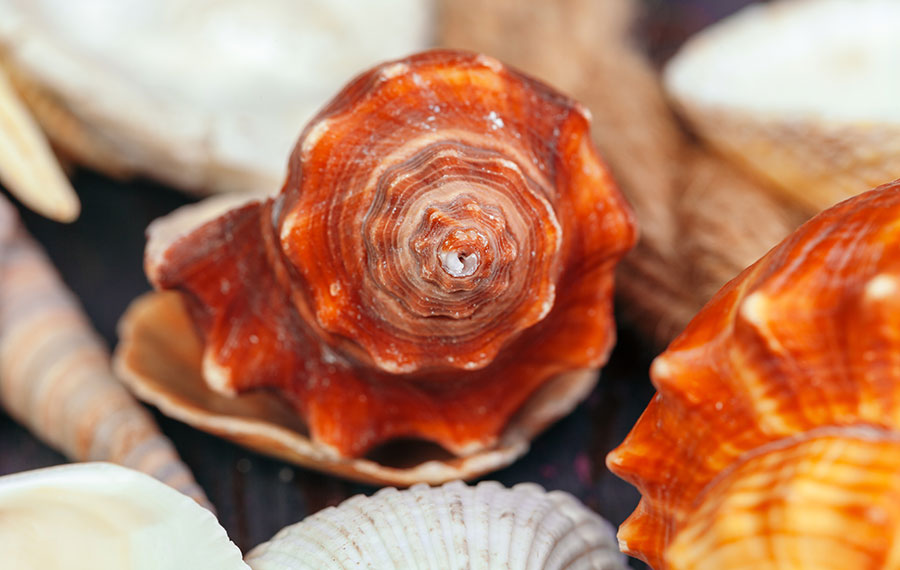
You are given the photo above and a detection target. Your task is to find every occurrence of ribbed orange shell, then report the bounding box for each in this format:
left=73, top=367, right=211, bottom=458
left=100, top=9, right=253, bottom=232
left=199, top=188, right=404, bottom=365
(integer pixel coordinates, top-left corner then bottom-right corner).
left=608, top=180, right=900, bottom=569
left=147, top=50, right=635, bottom=460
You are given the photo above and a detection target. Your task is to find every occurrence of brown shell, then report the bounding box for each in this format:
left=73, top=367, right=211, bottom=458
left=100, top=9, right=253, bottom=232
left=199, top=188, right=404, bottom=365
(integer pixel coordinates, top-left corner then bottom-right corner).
left=120, top=50, right=635, bottom=478
left=608, top=180, right=900, bottom=568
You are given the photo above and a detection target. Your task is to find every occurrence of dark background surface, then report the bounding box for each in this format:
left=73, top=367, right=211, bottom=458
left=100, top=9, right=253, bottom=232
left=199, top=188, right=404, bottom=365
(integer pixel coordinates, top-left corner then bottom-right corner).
left=0, top=2, right=757, bottom=566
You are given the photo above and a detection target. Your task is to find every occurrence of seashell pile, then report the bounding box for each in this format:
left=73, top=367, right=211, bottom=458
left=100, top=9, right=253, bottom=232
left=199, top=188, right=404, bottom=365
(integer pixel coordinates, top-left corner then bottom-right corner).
left=665, top=0, right=900, bottom=213
left=0, top=195, right=208, bottom=506
left=0, top=0, right=432, bottom=197
left=608, top=180, right=900, bottom=568
left=0, top=463, right=245, bottom=569
left=0, top=462, right=624, bottom=570
left=246, top=480, right=627, bottom=570
left=114, top=49, right=636, bottom=484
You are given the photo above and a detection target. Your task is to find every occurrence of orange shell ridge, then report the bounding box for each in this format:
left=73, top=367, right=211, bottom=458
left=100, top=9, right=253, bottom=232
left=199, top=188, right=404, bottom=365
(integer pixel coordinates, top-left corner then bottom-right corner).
left=144, top=50, right=636, bottom=461
left=608, top=179, right=900, bottom=569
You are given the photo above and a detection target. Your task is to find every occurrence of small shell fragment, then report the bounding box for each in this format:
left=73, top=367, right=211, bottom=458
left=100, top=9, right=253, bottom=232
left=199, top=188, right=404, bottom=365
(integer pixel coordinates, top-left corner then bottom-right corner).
left=0, top=462, right=248, bottom=570
left=246, top=480, right=627, bottom=570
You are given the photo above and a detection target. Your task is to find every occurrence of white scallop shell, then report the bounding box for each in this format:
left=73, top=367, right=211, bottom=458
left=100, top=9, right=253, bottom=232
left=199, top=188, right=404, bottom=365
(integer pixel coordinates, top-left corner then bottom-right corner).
left=0, top=0, right=432, bottom=196
left=664, top=0, right=900, bottom=212
left=0, top=462, right=248, bottom=570
left=245, top=480, right=626, bottom=570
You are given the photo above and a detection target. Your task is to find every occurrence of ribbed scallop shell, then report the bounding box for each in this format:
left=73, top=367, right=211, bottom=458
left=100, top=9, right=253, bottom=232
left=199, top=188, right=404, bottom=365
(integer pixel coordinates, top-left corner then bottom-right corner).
left=116, top=49, right=635, bottom=482
left=608, top=180, right=900, bottom=568
left=245, top=480, right=626, bottom=570
left=665, top=0, right=900, bottom=212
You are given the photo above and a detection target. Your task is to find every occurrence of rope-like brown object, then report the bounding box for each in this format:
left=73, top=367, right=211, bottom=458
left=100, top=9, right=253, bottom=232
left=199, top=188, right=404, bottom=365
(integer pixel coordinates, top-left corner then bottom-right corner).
left=0, top=196, right=211, bottom=508
left=438, top=0, right=809, bottom=344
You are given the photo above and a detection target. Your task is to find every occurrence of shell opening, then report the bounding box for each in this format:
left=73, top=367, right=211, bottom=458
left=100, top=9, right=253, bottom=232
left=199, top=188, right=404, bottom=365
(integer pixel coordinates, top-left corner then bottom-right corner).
left=440, top=248, right=479, bottom=277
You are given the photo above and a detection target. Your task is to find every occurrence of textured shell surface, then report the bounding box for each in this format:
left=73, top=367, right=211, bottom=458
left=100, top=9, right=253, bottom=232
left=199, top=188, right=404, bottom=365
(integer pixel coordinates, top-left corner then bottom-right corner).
left=0, top=195, right=208, bottom=506
left=664, top=0, right=900, bottom=212
left=607, top=180, right=900, bottom=569
left=0, top=462, right=248, bottom=570
left=118, top=49, right=636, bottom=483
left=245, top=480, right=627, bottom=570
left=0, top=0, right=431, bottom=194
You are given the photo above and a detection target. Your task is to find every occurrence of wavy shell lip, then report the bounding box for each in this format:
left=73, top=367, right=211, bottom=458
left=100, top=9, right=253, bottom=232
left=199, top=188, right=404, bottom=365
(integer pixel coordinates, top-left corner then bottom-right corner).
left=664, top=0, right=900, bottom=212
left=0, top=462, right=248, bottom=570
left=114, top=289, right=599, bottom=485
left=0, top=0, right=432, bottom=195
left=116, top=49, right=635, bottom=483
left=608, top=179, right=900, bottom=569
left=245, top=480, right=627, bottom=570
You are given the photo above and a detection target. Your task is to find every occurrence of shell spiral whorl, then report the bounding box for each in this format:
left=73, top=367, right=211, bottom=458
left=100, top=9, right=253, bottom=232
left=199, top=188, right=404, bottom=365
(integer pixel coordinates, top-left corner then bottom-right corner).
left=274, top=51, right=599, bottom=375
left=147, top=50, right=635, bottom=462
left=608, top=180, right=900, bottom=569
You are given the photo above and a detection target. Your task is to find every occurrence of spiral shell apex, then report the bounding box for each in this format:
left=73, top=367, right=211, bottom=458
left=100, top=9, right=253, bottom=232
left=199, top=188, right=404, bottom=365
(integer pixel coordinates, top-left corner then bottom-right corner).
left=608, top=180, right=900, bottom=569
left=245, top=480, right=627, bottom=570
left=138, top=50, right=635, bottom=470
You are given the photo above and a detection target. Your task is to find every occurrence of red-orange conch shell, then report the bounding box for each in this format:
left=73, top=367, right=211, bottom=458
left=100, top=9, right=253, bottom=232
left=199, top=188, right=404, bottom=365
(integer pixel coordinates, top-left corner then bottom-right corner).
left=608, top=180, right=900, bottom=569
left=115, top=50, right=635, bottom=484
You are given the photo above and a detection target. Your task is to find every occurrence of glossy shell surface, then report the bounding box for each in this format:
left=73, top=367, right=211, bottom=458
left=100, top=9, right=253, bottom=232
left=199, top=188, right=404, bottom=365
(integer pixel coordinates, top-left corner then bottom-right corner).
left=117, top=50, right=635, bottom=483
left=246, top=480, right=627, bottom=570
left=608, top=180, right=900, bottom=568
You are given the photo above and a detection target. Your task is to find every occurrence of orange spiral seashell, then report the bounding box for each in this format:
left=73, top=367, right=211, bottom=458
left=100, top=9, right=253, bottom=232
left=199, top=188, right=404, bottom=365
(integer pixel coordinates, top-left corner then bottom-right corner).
left=608, top=179, right=900, bottom=569
left=121, top=50, right=635, bottom=482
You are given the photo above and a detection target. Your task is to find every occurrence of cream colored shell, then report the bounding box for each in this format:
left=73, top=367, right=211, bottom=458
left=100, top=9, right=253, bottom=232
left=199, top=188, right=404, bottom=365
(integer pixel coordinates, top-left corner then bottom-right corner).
left=665, top=0, right=900, bottom=212
left=0, top=65, right=77, bottom=221
left=0, top=462, right=248, bottom=570
left=0, top=0, right=432, bottom=196
left=246, top=480, right=626, bottom=570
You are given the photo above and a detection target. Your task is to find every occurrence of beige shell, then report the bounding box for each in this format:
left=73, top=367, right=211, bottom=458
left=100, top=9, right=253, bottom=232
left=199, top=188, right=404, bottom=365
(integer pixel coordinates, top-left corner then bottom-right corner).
left=0, top=196, right=208, bottom=507
left=0, top=64, right=77, bottom=221
left=665, top=0, right=900, bottom=213
left=0, top=462, right=247, bottom=570
left=0, top=0, right=431, bottom=197
left=246, top=480, right=626, bottom=570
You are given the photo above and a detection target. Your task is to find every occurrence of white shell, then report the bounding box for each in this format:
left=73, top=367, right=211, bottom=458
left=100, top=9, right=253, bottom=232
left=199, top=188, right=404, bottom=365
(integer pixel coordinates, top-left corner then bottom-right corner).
left=664, top=0, right=900, bottom=211
left=0, top=0, right=432, bottom=195
left=246, top=480, right=626, bottom=570
left=0, top=462, right=248, bottom=570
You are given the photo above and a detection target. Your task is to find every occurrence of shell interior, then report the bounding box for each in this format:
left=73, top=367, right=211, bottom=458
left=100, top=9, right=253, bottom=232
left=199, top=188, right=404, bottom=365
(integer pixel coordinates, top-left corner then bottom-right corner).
left=0, top=462, right=247, bottom=570
left=113, top=289, right=599, bottom=486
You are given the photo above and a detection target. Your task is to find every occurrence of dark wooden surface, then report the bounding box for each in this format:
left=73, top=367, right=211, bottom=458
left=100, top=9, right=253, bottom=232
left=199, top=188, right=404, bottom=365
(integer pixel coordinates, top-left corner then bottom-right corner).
left=0, top=2, right=760, bottom=566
